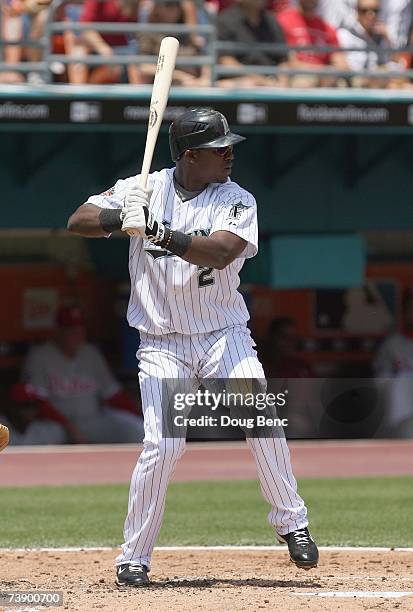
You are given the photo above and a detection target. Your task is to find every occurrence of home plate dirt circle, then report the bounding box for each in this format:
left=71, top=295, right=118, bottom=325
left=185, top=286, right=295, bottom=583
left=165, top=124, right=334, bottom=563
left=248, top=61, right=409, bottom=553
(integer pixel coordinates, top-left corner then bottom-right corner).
left=2, top=548, right=413, bottom=612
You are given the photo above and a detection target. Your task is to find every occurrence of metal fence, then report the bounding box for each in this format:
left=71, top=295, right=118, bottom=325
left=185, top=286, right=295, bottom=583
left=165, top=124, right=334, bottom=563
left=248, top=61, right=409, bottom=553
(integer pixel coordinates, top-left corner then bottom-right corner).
left=1, top=0, right=413, bottom=86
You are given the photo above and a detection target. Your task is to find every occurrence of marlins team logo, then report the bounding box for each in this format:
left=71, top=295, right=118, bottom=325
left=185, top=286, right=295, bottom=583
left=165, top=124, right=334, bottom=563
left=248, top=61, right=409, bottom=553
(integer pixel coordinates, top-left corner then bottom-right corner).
left=221, top=115, right=229, bottom=135
left=228, top=202, right=248, bottom=222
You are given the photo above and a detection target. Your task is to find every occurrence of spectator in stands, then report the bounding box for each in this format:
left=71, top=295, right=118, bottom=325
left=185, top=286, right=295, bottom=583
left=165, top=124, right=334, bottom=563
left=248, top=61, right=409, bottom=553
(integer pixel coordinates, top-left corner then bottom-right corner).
left=373, top=291, right=413, bottom=437
left=209, top=0, right=359, bottom=20
left=216, top=0, right=290, bottom=88
left=22, top=305, right=145, bottom=444
left=337, top=0, right=411, bottom=88
left=380, top=0, right=413, bottom=49
left=1, top=383, right=69, bottom=445
left=61, top=3, right=90, bottom=84
left=179, top=0, right=208, bottom=52
left=338, top=0, right=388, bottom=87
left=316, top=0, right=357, bottom=29
left=23, top=0, right=51, bottom=84
left=138, top=0, right=210, bottom=87
left=0, top=0, right=51, bottom=84
left=79, top=0, right=141, bottom=84
left=140, top=1, right=208, bottom=55
left=379, top=0, right=413, bottom=86
left=277, top=0, right=350, bottom=87
left=318, top=0, right=413, bottom=58
left=273, top=0, right=292, bottom=10
left=207, top=0, right=291, bottom=11
left=0, top=0, right=25, bottom=83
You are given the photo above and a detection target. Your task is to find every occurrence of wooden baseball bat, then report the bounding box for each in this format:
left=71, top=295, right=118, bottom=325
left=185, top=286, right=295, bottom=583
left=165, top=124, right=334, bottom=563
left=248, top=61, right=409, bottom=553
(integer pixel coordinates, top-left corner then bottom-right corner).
left=126, top=36, right=180, bottom=237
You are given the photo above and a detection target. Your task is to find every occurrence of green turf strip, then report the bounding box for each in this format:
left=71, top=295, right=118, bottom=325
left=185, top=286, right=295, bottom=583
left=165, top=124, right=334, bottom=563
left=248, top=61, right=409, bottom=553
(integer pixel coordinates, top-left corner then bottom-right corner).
left=0, top=477, right=412, bottom=548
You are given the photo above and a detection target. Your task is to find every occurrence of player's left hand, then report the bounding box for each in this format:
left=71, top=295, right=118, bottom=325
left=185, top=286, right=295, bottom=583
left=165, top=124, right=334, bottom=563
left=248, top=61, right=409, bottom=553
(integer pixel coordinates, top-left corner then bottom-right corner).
left=121, top=203, right=147, bottom=235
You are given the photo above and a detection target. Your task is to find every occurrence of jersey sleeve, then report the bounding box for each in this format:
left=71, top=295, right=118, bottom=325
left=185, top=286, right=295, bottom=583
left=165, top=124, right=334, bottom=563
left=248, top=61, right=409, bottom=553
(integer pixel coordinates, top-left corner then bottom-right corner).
left=210, top=190, right=258, bottom=259
left=85, top=176, right=136, bottom=210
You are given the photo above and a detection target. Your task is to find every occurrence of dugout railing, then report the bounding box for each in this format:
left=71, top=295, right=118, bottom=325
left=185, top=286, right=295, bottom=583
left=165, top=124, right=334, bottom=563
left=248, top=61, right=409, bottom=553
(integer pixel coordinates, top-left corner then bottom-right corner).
left=1, top=0, right=413, bottom=86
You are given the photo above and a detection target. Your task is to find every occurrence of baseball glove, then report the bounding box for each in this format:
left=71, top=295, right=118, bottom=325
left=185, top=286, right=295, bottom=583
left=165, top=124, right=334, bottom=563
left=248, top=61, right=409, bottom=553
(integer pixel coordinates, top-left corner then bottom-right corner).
left=0, top=423, right=10, bottom=452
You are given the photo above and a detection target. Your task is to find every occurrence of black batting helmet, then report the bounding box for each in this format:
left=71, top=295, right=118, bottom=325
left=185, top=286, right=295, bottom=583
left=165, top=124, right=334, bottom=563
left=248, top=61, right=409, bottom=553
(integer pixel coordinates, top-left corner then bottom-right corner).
left=169, top=108, right=246, bottom=162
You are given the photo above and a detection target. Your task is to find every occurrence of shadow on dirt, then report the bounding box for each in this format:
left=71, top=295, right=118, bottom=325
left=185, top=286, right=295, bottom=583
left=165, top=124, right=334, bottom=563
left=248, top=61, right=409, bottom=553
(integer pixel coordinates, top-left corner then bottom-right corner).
left=117, top=577, right=322, bottom=590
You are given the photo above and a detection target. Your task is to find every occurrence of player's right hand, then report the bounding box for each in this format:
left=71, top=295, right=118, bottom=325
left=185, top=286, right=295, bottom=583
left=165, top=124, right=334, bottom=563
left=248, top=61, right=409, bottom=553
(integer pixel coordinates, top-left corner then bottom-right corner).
left=121, top=184, right=152, bottom=235
left=125, top=184, right=152, bottom=209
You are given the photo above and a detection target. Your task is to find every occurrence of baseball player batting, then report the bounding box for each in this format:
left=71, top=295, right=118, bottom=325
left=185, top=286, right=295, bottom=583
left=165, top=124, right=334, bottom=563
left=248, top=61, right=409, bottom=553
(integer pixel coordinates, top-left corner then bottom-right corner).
left=67, top=108, right=319, bottom=586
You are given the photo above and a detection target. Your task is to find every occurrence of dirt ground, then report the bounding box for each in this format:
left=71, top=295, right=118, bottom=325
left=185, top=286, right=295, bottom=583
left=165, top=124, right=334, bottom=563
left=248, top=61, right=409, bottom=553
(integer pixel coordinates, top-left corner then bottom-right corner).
left=1, top=549, right=413, bottom=612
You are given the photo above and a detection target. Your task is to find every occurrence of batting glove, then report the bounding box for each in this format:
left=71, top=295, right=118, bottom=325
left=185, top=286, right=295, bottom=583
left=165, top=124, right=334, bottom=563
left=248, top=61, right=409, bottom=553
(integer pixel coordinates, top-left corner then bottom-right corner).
left=122, top=185, right=168, bottom=245
left=121, top=184, right=152, bottom=235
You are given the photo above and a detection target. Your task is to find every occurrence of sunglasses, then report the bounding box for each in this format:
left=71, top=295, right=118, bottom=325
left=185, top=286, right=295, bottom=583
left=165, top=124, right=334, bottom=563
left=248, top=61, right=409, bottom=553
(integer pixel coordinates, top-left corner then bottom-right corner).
left=212, top=145, right=233, bottom=157
left=358, top=7, right=379, bottom=13
left=185, top=145, right=233, bottom=159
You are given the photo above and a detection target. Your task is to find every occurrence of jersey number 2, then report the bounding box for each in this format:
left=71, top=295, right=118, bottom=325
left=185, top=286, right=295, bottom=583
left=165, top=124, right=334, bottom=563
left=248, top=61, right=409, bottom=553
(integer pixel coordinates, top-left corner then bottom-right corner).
left=198, top=267, right=215, bottom=288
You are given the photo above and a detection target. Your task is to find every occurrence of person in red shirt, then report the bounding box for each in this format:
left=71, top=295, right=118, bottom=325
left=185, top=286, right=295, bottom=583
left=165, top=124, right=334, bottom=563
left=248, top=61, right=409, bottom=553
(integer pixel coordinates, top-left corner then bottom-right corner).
left=207, top=0, right=290, bottom=11
left=79, top=0, right=141, bottom=84
left=277, top=0, right=350, bottom=86
left=22, top=305, right=145, bottom=444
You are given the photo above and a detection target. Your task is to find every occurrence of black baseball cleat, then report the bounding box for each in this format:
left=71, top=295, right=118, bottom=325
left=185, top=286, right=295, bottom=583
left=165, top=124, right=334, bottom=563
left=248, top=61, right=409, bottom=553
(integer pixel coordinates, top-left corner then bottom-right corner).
left=277, top=527, right=319, bottom=569
left=116, top=563, right=150, bottom=587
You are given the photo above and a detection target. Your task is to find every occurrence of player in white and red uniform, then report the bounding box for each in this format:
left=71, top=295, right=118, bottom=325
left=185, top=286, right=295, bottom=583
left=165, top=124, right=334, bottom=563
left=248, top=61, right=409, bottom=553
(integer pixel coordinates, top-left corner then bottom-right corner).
left=374, top=293, right=413, bottom=436
left=67, top=108, right=319, bottom=586
left=22, top=305, right=144, bottom=444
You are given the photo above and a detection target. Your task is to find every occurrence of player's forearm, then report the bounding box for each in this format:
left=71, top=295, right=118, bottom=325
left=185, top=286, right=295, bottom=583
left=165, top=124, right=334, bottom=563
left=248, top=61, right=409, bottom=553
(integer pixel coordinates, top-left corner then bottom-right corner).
left=182, top=236, right=231, bottom=270
left=67, top=204, right=114, bottom=237
left=182, top=232, right=245, bottom=270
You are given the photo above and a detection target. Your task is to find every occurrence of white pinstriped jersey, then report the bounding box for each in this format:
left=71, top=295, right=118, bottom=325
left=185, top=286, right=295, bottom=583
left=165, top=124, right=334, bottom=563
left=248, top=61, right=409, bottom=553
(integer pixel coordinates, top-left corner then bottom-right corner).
left=87, top=167, right=258, bottom=335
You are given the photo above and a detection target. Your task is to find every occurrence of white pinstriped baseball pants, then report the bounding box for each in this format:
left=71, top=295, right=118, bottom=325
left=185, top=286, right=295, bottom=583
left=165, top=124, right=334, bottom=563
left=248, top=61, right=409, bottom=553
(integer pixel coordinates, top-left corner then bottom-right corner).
left=116, top=325, right=308, bottom=569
